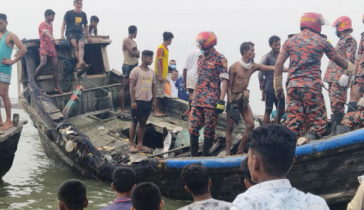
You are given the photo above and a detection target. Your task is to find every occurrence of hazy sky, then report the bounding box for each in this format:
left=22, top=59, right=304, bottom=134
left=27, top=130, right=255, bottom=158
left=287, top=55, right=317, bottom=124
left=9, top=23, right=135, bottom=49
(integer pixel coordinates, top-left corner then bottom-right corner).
left=3, top=0, right=364, bottom=115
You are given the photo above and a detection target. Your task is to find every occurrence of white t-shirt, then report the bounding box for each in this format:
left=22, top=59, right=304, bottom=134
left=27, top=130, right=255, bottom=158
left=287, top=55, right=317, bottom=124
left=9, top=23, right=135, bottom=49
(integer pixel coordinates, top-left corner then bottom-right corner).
left=170, top=79, right=178, bottom=98
left=184, top=48, right=201, bottom=89
left=178, top=198, right=233, bottom=210
left=232, top=179, right=329, bottom=210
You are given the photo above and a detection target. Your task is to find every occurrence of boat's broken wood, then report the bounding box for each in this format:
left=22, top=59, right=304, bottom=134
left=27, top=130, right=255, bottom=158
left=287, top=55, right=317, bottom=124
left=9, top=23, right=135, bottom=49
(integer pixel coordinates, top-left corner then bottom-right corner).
left=17, top=37, right=364, bottom=206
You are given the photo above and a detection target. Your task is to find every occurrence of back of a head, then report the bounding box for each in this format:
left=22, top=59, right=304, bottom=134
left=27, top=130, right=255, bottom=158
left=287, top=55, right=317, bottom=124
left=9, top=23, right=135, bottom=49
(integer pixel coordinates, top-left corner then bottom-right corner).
left=58, top=179, right=87, bottom=210
left=129, top=25, right=137, bottom=34
left=241, top=158, right=255, bottom=186
left=163, top=32, right=174, bottom=41
left=44, top=9, right=55, bottom=18
left=131, top=182, right=161, bottom=210
left=268, top=35, right=280, bottom=46
left=248, top=124, right=297, bottom=177
left=0, top=13, right=7, bottom=22
left=240, top=42, right=254, bottom=56
left=181, top=163, right=209, bottom=196
left=113, top=167, right=136, bottom=193
left=90, top=16, right=99, bottom=22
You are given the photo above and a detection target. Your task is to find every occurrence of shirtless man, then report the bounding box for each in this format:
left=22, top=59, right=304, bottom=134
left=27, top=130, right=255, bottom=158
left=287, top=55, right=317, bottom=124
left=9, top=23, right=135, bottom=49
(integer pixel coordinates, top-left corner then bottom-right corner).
left=0, top=14, right=27, bottom=130
left=226, top=42, right=287, bottom=155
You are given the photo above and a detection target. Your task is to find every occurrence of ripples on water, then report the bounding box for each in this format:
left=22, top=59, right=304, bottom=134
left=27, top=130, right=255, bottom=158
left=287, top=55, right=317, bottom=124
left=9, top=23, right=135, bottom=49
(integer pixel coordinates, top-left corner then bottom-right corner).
left=0, top=110, right=188, bottom=210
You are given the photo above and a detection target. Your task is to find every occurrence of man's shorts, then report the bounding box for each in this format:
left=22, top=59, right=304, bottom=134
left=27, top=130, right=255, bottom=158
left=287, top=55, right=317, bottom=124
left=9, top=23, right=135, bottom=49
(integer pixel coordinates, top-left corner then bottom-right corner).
left=66, top=31, right=85, bottom=43
left=39, top=47, right=57, bottom=58
left=0, top=72, right=11, bottom=84
left=156, top=79, right=166, bottom=98
left=131, top=100, right=152, bottom=123
left=265, top=91, right=285, bottom=110
left=232, top=90, right=249, bottom=111
left=122, top=63, right=138, bottom=79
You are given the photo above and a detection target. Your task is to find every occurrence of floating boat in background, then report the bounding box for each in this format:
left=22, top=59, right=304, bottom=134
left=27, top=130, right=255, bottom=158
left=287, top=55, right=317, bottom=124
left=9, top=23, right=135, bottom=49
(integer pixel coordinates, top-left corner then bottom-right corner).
left=17, top=37, right=363, bottom=205
left=0, top=117, right=27, bottom=179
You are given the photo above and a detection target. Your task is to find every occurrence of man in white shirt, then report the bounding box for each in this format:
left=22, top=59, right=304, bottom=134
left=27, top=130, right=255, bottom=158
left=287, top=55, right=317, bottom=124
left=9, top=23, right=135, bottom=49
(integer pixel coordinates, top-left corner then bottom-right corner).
left=178, top=163, right=233, bottom=210
left=232, top=124, right=330, bottom=210
left=165, top=69, right=179, bottom=98
left=183, top=48, right=201, bottom=98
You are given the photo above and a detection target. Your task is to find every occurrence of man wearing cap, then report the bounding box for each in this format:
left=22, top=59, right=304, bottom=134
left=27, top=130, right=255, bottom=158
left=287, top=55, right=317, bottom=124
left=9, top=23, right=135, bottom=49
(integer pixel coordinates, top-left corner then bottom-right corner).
left=189, top=31, right=229, bottom=157
left=274, top=12, right=356, bottom=140
left=323, top=16, right=357, bottom=136
left=349, top=14, right=364, bottom=113
left=342, top=97, right=364, bottom=129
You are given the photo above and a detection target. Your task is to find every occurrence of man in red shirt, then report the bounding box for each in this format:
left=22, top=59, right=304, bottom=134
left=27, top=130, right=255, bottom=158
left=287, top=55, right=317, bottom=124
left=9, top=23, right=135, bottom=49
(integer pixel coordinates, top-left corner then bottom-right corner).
left=274, top=13, right=355, bottom=140
left=323, top=16, right=357, bottom=136
left=189, top=32, right=229, bottom=156
left=34, top=9, right=63, bottom=94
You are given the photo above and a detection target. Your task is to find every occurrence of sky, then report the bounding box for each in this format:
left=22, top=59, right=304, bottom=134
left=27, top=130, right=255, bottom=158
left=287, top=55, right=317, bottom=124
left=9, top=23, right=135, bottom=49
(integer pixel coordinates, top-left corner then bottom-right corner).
left=3, top=0, right=364, bottom=115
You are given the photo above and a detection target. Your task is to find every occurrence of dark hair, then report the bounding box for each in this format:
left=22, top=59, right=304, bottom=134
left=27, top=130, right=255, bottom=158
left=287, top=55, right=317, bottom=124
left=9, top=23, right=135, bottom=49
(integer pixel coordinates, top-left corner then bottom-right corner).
left=241, top=158, right=255, bottom=186
left=142, top=50, right=154, bottom=57
left=240, top=42, right=255, bottom=56
left=170, top=59, right=176, bottom=63
left=112, top=167, right=136, bottom=193
left=44, top=9, right=55, bottom=18
left=129, top=25, right=137, bottom=34
left=163, top=32, right=174, bottom=41
left=58, top=179, right=87, bottom=210
left=0, top=14, right=7, bottom=21
left=248, top=124, right=297, bottom=177
left=131, top=182, right=161, bottom=210
left=181, top=163, right=209, bottom=196
left=90, top=16, right=99, bottom=22
left=172, top=69, right=178, bottom=74
left=269, top=35, right=281, bottom=46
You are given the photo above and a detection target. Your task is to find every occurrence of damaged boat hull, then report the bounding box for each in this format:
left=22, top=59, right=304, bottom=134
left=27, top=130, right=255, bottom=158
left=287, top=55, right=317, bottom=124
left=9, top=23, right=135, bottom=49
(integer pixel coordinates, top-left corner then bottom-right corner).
left=18, top=38, right=363, bottom=205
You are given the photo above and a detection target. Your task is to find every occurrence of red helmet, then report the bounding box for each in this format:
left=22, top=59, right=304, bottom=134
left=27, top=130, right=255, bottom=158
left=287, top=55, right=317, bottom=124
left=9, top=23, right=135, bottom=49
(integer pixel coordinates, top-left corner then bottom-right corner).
left=196, top=32, right=217, bottom=49
left=333, top=16, right=353, bottom=32
left=300, top=12, right=326, bottom=33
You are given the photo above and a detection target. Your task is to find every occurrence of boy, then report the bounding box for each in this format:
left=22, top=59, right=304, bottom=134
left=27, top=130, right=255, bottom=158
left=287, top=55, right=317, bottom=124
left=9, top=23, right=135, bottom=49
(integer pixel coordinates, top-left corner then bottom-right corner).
left=61, top=0, right=92, bottom=70
left=88, top=15, right=99, bottom=36
left=179, top=163, right=233, bottom=210
left=154, top=32, right=174, bottom=117
left=102, top=167, right=136, bottom=210
left=131, top=182, right=164, bottom=210
left=0, top=14, right=27, bottom=130
left=58, top=179, right=88, bottom=210
left=34, top=9, right=63, bottom=94
left=129, top=50, right=157, bottom=152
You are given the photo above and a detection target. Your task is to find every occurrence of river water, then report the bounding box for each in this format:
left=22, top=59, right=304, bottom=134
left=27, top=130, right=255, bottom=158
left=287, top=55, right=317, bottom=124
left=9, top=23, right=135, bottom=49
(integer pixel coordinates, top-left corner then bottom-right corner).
left=0, top=110, right=188, bottom=210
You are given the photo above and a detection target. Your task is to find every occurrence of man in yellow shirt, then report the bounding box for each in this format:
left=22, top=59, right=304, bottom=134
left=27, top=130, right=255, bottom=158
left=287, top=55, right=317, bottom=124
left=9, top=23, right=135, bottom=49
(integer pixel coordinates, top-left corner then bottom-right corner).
left=154, top=31, right=174, bottom=117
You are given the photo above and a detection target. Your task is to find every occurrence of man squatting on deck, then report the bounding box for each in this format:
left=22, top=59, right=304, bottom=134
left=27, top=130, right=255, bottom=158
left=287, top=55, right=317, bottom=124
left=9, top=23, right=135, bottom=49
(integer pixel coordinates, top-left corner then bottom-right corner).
left=34, top=9, right=64, bottom=94
left=0, top=14, right=27, bottom=131
left=274, top=12, right=356, bottom=141
left=188, top=32, right=229, bottom=157
left=121, top=25, right=140, bottom=113
left=61, top=0, right=92, bottom=70
left=129, top=50, right=157, bottom=152
left=225, top=42, right=288, bottom=155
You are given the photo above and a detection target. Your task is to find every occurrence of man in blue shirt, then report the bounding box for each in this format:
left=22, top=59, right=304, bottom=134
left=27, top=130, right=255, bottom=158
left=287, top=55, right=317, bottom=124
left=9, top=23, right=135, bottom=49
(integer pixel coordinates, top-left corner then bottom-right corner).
left=101, top=167, right=136, bottom=210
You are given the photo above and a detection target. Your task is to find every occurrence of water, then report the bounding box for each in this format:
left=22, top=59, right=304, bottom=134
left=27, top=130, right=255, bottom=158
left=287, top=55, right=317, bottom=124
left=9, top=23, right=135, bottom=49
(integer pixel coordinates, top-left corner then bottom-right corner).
left=0, top=109, right=188, bottom=210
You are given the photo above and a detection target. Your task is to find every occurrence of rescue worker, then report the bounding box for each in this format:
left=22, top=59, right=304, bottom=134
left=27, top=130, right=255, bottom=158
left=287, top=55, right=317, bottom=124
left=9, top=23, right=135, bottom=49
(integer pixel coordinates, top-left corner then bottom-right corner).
left=349, top=14, right=364, bottom=112
left=342, top=97, right=364, bottom=129
left=274, top=12, right=356, bottom=140
left=323, top=16, right=357, bottom=136
left=189, top=32, right=229, bottom=157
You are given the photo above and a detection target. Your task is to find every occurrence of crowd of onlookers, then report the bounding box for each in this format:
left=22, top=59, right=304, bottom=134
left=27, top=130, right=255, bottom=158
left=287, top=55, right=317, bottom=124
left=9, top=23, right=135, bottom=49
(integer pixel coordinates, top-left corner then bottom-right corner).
left=57, top=124, right=364, bottom=210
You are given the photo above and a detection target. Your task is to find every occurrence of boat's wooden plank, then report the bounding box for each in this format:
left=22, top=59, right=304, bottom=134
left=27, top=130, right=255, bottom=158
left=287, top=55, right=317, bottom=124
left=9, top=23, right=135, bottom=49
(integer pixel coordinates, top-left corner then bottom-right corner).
left=39, top=99, right=61, bottom=114
left=0, top=120, right=27, bottom=142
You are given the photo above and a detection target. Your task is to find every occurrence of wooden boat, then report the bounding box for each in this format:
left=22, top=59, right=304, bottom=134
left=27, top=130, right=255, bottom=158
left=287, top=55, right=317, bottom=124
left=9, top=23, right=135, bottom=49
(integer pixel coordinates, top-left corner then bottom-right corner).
left=18, top=37, right=362, bottom=205
left=0, top=119, right=27, bottom=179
